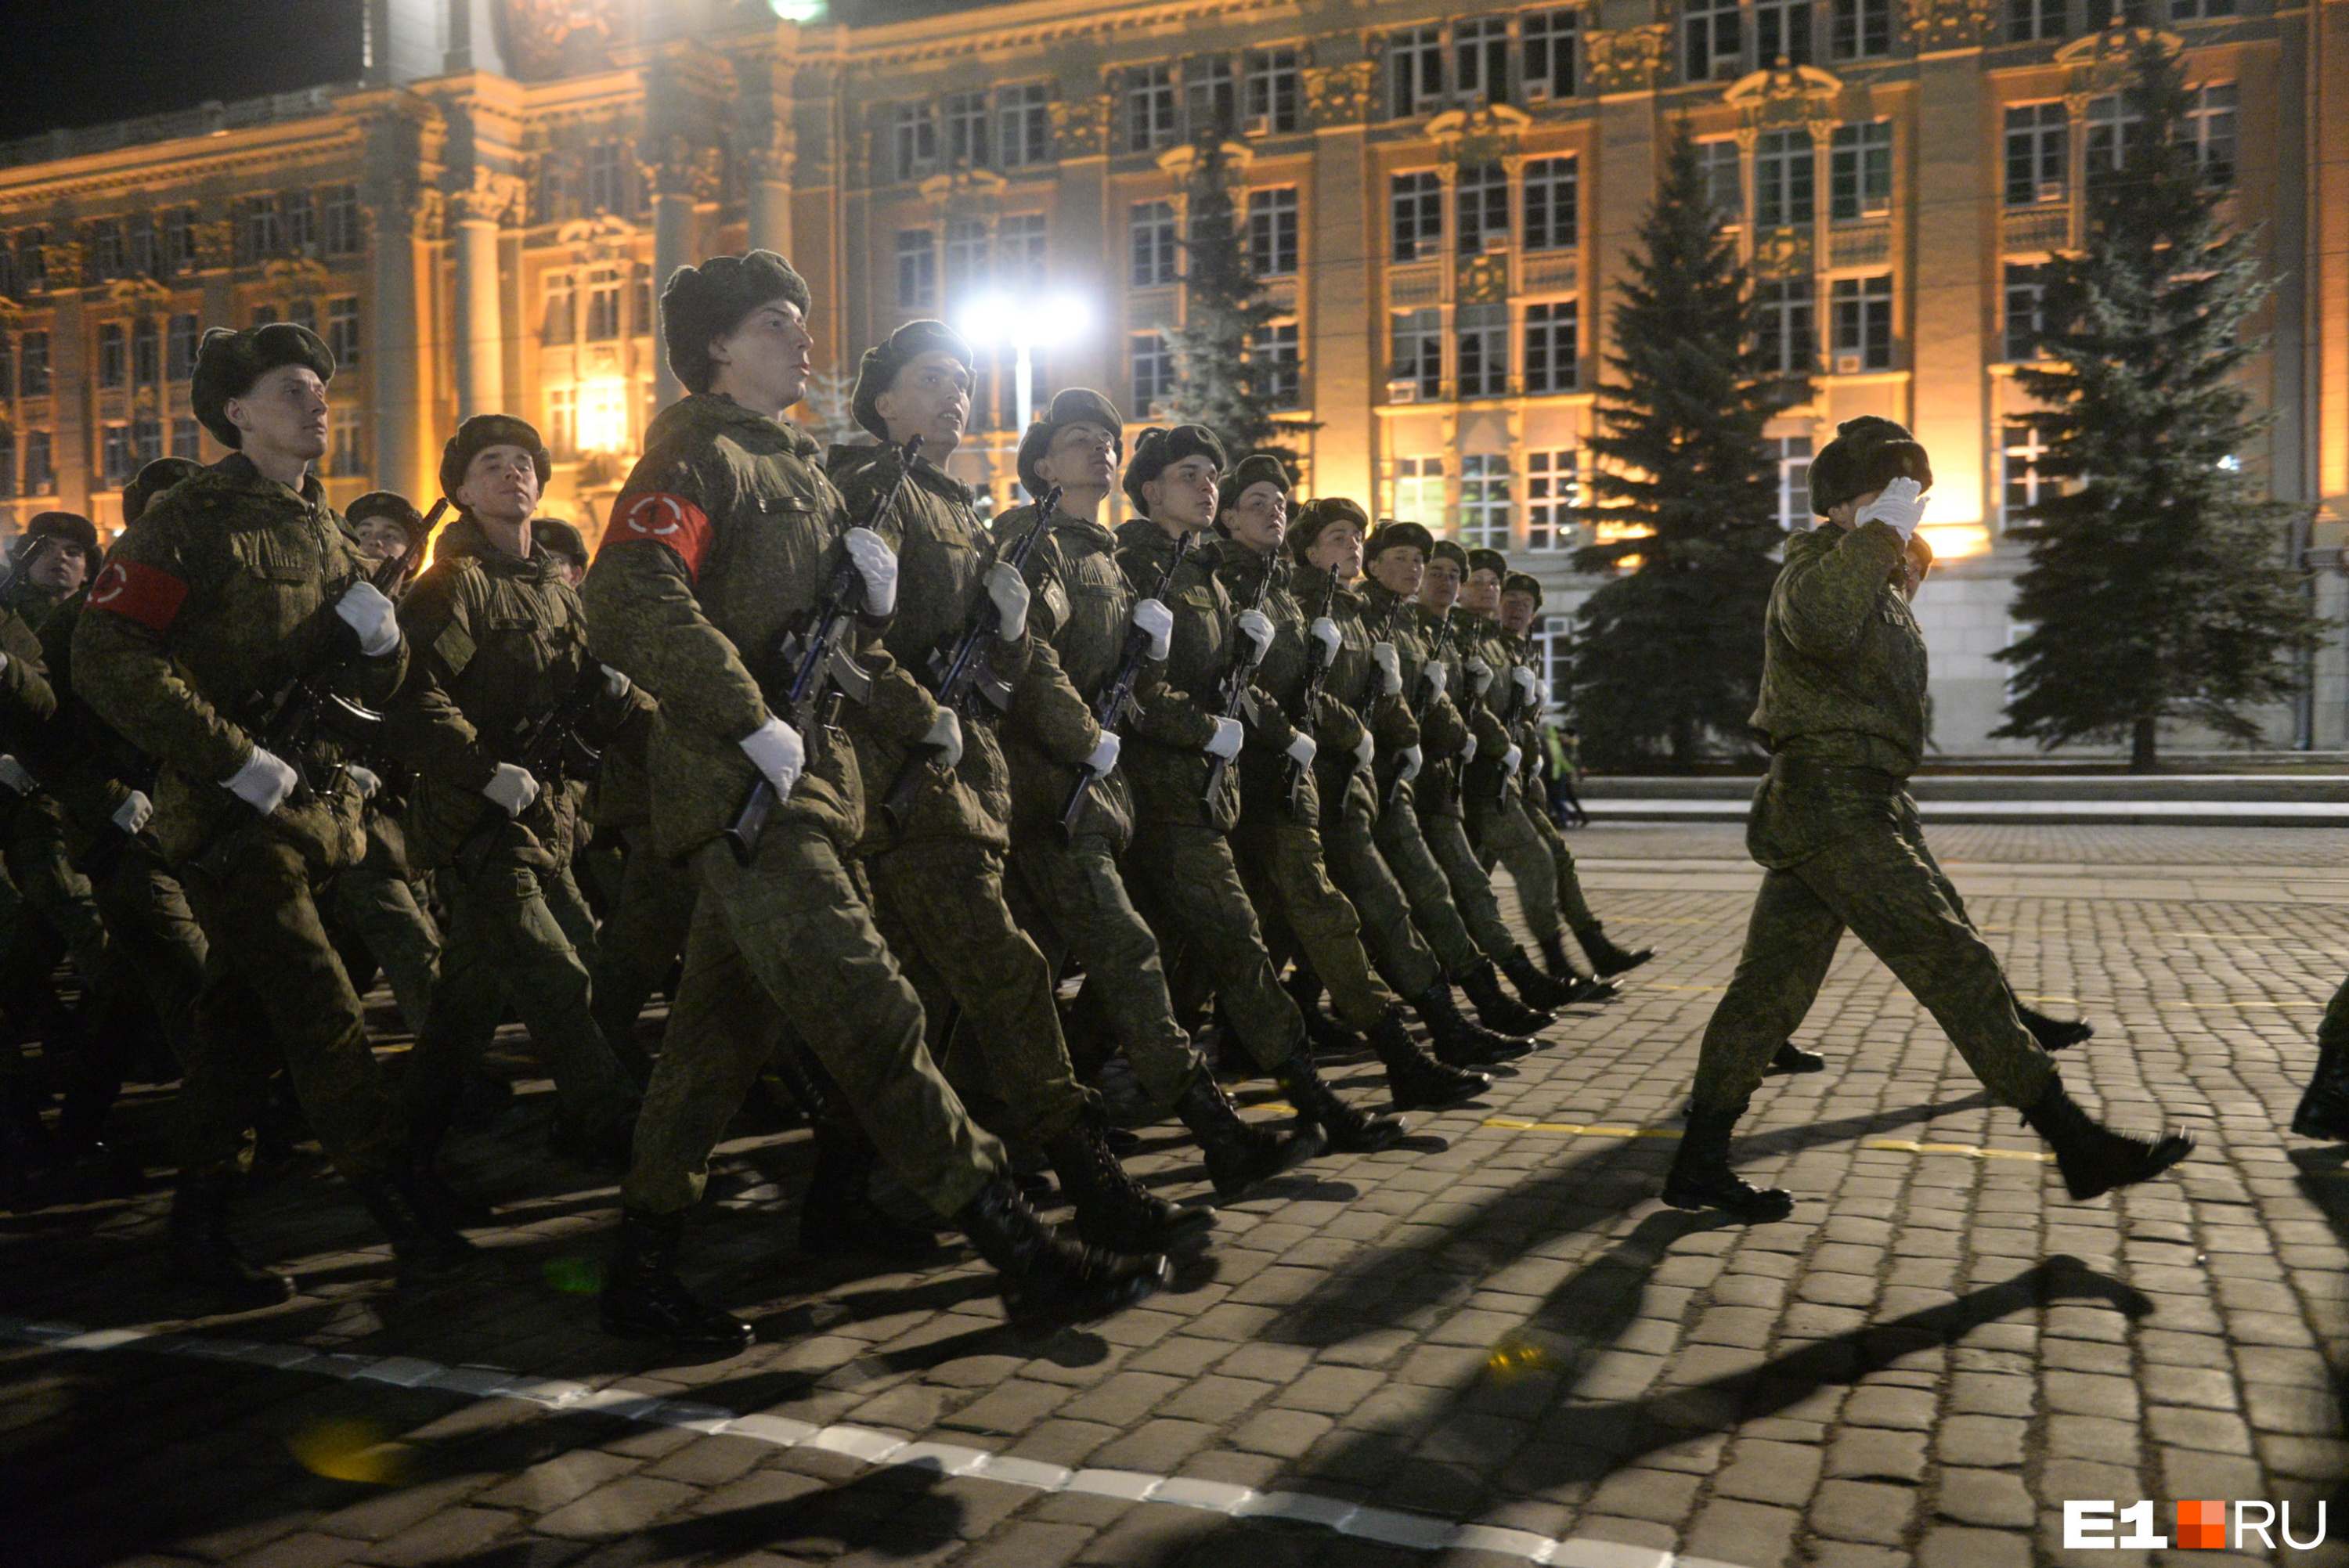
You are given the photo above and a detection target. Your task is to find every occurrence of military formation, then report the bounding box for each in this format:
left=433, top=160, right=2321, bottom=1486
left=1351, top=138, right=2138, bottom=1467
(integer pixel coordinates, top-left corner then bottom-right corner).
left=0, top=247, right=2258, bottom=1357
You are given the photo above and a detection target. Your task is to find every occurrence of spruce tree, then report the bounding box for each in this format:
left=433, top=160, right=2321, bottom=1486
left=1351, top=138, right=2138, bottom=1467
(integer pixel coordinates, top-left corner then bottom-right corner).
left=1994, top=35, right=2317, bottom=770
left=1569, top=121, right=1810, bottom=770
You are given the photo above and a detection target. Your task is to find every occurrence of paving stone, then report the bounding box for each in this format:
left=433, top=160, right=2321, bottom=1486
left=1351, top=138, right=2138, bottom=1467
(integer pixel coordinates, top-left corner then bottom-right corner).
left=1812, top=1481, right=1919, bottom=1546
left=535, top=1477, right=700, bottom=1540
left=367, top=1507, right=518, bottom=1566
left=1712, top=1439, right=1824, bottom=1507
left=1934, top=1469, right=2035, bottom=1529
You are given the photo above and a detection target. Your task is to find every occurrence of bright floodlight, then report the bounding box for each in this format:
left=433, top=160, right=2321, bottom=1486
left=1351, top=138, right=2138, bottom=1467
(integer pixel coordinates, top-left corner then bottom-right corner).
left=958, top=292, right=1088, bottom=351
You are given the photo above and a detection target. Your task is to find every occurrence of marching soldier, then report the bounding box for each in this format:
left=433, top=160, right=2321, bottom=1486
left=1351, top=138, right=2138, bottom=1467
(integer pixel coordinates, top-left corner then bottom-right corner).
left=583, top=252, right=1164, bottom=1350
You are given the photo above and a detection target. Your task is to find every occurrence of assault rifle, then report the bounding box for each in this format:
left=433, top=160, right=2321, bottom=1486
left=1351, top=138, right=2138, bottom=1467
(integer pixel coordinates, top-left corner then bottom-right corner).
left=1492, top=644, right=1528, bottom=806
left=1199, top=544, right=1279, bottom=805
left=451, top=659, right=609, bottom=877
left=1058, top=528, right=1189, bottom=839
left=1382, top=600, right=1452, bottom=811
left=723, top=435, right=918, bottom=865
left=880, top=485, right=1059, bottom=825
left=1283, top=561, right=1343, bottom=819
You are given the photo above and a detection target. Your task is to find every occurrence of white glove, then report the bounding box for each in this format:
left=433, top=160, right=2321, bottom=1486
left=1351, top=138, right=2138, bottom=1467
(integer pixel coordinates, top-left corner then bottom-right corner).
left=1461, top=733, right=1478, bottom=765
left=1398, top=744, right=1423, bottom=782
left=224, top=746, right=299, bottom=815
left=0, top=651, right=9, bottom=675
left=1235, top=610, right=1274, bottom=668
left=1421, top=662, right=1448, bottom=701
left=740, top=716, right=806, bottom=797
left=1284, top=733, right=1317, bottom=769
left=842, top=526, right=898, bottom=615
left=0, top=755, right=31, bottom=795
left=345, top=765, right=382, bottom=801
left=984, top=561, right=1030, bottom=641
left=922, top=706, right=964, bottom=771
left=1353, top=731, right=1375, bottom=769
left=112, top=790, right=153, bottom=834
left=1502, top=744, right=1522, bottom=778
left=1536, top=676, right=1553, bottom=706
left=1372, top=643, right=1402, bottom=696
left=1467, top=658, right=1493, bottom=696
left=1511, top=666, right=1539, bottom=708
left=1083, top=731, right=1122, bottom=775
left=336, top=580, right=400, bottom=657
left=1132, top=598, right=1173, bottom=661
left=482, top=762, right=540, bottom=818
left=601, top=664, right=632, bottom=701
left=1204, top=716, right=1243, bottom=760
left=1854, top=476, right=1929, bottom=540
left=1308, top=617, right=1342, bottom=663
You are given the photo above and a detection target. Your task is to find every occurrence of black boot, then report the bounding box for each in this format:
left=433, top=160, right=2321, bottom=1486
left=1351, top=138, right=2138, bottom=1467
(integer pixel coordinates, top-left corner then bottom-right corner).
left=164, top=1170, right=295, bottom=1308
left=1366, top=1006, right=1488, bottom=1112
left=1662, top=1104, right=1794, bottom=1221
left=1458, top=960, right=1555, bottom=1036
left=1766, top=1041, right=1827, bottom=1075
left=549, top=1111, right=637, bottom=1173
left=2293, top=1040, right=2349, bottom=1142
left=1276, top=1054, right=1405, bottom=1152
left=2011, top=988, right=2092, bottom=1052
left=1411, top=982, right=1531, bottom=1067
left=1285, top=971, right=1363, bottom=1058
left=348, top=1160, right=479, bottom=1281
left=2017, top=1079, right=2194, bottom=1201
left=1174, top=1072, right=1322, bottom=1199
left=1500, top=950, right=1586, bottom=1014
left=799, top=1122, right=943, bottom=1260
left=601, top=1207, right=755, bottom=1352
left=954, top=1175, right=1168, bottom=1324
left=1576, top=923, right=1654, bottom=979
left=1045, top=1117, right=1214, bottom=1255
left=1539, top=934, right=1621, bottom=1002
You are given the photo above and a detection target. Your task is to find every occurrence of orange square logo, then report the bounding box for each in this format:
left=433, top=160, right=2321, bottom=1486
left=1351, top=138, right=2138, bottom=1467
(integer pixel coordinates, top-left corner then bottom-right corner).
left=2177, top=1501, right=2227, bottom=1548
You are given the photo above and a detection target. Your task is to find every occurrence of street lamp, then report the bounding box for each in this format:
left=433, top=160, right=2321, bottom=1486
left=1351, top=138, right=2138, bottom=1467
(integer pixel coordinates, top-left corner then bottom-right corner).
left=958, top=290, right=1090, bottom=452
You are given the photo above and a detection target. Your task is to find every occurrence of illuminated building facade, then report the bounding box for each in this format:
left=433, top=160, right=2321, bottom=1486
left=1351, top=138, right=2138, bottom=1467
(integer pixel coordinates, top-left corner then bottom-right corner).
left=0, top=0, right=2340, bottom=751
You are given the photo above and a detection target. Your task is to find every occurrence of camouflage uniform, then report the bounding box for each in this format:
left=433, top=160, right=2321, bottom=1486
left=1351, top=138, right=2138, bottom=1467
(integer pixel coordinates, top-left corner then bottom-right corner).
left=0, top=578, right=114, bottom=1005
left=327, top=813, right=441, bottom=1036
left=1410, top=601, right=1538, bottom=965
left=1462, top=616, right=1597, bottom=943
left=582, top=392, right=1001, bottom=1218
left=583, top=714, right=695, bottom=1072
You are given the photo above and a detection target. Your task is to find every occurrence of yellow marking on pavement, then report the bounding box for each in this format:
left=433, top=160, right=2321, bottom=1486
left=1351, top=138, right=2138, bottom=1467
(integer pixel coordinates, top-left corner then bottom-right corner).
left=1861, top=1137, right=2054, bottom=1163
left=1481, top=1117, right=1682, bottom=1140
left=1478, top=1119, right=2055, bottom=1163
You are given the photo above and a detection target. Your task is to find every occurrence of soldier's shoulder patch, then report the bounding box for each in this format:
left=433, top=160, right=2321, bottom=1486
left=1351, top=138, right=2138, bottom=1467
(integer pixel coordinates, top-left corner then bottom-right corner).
left=86, top=559, right=189, bottom=635
left=605, top=492, right=714, bottom=580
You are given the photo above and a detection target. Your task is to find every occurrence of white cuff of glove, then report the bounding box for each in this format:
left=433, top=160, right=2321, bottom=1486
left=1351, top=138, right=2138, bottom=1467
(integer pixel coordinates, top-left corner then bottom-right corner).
left=1204, top=716, right=1244, bottom=761
left=112, top=790, right=153, bottom=834
left=1083, top=731, right=1122, bottom=776
left=1131, top=598, right=1173, bottom=661
left=1372, top=643, right=1402, bottom=696
left=1423, top=664, right=1448, bottom=700
left=1502, top=744, right=1522, bottom=778
left=1853, top=476, right=1929, bottom=540
left=1284, top=733, right=1317, bottom=768
left=335, top=581, right=401, bottom=658
left=1467, top=658, right=1493, bottom=695
left=345, top=765, right=383, bottom=802
left=0, top=651, right=9, bottom=676
left=224, top=746, right=299, bottom=815
left=740, top=716, right=806, bottom=798
left=1398, top=744, right=1423, bottom=782
left=1460, top=733, right=1478, bottom=766
left=923, top=707, right=965, bottom=771
left=482, top=762, right=539, bottom=818
left=1353, top=731, right=1375, bottom=769
left=842, top=526, right=899, bottom=616
left=1512, top=668, right=1539, bottom=705
left=601, top=664, right=633, bottom=701
left=984, top=561, right=1030, bottom=642
left=0, top=755, right=31, bottom=795
left=1308, top=617, right=1342, bottom=662
left=1235, top=610, right=1275, bottom=667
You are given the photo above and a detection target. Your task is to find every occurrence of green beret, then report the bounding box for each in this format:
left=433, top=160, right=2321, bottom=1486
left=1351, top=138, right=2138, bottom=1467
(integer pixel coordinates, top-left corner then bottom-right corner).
left=441, top=413, right=553, bottom=503
left=1427, top=539, right=1469, bottom=570
left=1216, top=453, right=1291, bottom=515
left=1290, top=496, right=1370, bottom=563
left=1467, top=546, right=1509, bottom=580
left=853, top=320, right=975, bottom=442
left=1017, top=387, right=1124, bottom=497
left=536, top=517, right=587, bottom=566
left=662, top=250, right=812, bottom=396
left=190, top=322, right=334, bottom=449
left=346, top=490, right=428, bottom=542
left=123, top=458, right=205, bottom=526
left=1809, top=416, right=1933, bottom=516
left=1501, top=570, right=1545, bottom=607
left=23, top=510, right=98, bottom=561
left=1122, top=424, right=1226, bottom=514
left=1366, top=519, right=1434, bottom=561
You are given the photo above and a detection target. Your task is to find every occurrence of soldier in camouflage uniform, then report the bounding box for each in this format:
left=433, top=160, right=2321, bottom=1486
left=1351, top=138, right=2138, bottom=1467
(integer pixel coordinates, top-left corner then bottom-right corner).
left=990, top=391, right=1316, bottom=1197
left=583, top=252, right=1164, bottom=1350
left=1670, top=417, right=2191, bottom=1218
left=77, top=323, right=475, bottom=1303
left=1112, top=427, right=1402, bottom=1154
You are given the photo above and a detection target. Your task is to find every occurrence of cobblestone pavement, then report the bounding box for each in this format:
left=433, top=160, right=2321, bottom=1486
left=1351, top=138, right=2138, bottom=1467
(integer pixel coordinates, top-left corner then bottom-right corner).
left=4, top=824, right=2347, bottom=1568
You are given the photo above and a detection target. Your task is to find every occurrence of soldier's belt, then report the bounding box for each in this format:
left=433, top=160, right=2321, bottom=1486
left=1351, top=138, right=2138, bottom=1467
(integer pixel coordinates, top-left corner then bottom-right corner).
left=1766, top=754, right=1906, bottom=791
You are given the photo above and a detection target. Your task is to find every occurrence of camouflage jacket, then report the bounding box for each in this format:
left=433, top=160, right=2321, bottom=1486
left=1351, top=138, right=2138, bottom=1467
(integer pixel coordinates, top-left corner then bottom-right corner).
left=1457, top=612, right=1524, bottom=819
left=74, top=452, right=403, bottom=869
left=1293, top=567, right=1398, bottom=827
left=1356, top=582, right=1467, bottom=813
left=1200, top=536, right=1327, bottom=824
left=22, top=593, right=150, bottom=841
left=580, top=394, right=936, bottom=861
left=1749, top=520, right=1926, bottom=776
left=1413, top=603, right=1506, bottom=819
left=389, top=513, right=652, bottom=873
left=989, top=502, right=1124, bottom=848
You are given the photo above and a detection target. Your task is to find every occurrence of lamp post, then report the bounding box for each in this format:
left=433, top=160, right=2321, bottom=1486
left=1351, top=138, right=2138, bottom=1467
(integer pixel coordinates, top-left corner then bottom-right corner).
left=958, top=290, right=1089, bottom=492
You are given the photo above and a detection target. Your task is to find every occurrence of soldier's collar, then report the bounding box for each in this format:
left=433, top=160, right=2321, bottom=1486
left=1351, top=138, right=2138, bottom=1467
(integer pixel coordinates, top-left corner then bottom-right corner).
left=215, top=449, right=327, bottom=506
left=695, top=392, right=818, bottom=457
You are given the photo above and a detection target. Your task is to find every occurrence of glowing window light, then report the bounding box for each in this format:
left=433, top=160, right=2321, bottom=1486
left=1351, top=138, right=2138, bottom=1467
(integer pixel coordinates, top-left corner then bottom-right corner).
left=577, top=379, right=630, bottom=452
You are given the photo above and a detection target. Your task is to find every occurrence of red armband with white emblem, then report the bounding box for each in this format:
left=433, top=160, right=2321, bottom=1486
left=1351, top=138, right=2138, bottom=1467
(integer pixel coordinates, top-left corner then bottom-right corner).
left=86, top=560, right=190, bottom=635
left=604, top=492, right=714, bottom=582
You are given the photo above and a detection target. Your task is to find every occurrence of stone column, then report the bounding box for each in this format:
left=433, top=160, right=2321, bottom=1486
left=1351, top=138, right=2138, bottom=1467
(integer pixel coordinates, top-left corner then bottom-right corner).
left=745, top=124, right=797, bottom=260
left=368, top=184, right=435, bottom=501
left=451, top=178, right=512, bottom=421
left=1304, top=61, right=1377, bottom=503
left=644, top=137, right=718, bottom=410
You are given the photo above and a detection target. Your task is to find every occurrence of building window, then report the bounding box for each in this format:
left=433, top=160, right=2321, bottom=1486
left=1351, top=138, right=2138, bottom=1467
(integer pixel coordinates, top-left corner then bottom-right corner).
left=2085, top=0, right=2154, bottom=23
left=1755, top=130, right=1815, bottom=229
left=1522, top=9, right=1579, bottom=100
left=128, top=215, right=159, bottom=280
left=236, top=198, right=276, bottom=263
left=1128, top=64, right=1179, bottom=151
left=103, top=424, right=134, bottom=488
left=17, top=230, right=45, bottom=294
left=328, top=297, right=361, bottom=367
left=1390, top=26, right=1446, bottom=118
left=1830, top=0, right=1891, bottom=59
left=283, top=190, right=316, bottom=254
left=163, top=313, right=199, bottom=383
left=1187, top=56, right=1238, bottom=139
left=1686, top=0, right=1742, bottom=82
left=893, top=103, right=939, bottom=180
left=290, top=297, right=317, bottom=335
left=2001, top=262, right=2044, bottom=361
left=2001, top=420, right=2048, bottom=531
left=1391, top=455, right=1445, bottom=528
left=0, top=433, right=11, bottom=499
left=2007, top=0, right=2062, bottom=38
left=132, top=318, right=160, bottom=385
left=586, top=266, right=623, bottom=340
left=1756, top=276, right=1817, bottom=373
left=2183, top=83, right=2236, bottom=185
left=586, top=139, right=630, bottom=211
left=1459, top=453, right=1512, bottom=547
left=1252, top=320, right=1301, bottom=406
left=894, top=230, right=937, bottom=309
left=1391, top=171, right=1444, bottom=262
left=0, top=336, right=10, bottom=400
left=547, top=386, right=576, bottom=458
left=2170, top=0, right=2235, bottom=18
left=1700, top=139, right=1745, bottom=225
left=23, top=431, right=52, bottom=493
left=1244, top=49, right=1301, bottom=132
left=99, top=323, right=127, bottom=390
left=1757, top=0, right=1814, bottom=66
left=330, top=420, right=363, bottom=478
left=171, top=416, right=200, bottom=460
left=323, top=185, right=362, bottom=256
left=1000, top=83, right=1052, bottom=166
left=944, top=220, right=990, bottom=306
left=1131, top=331, right=1174, bottom=413
left=1391, top=308, right=1443, bottom=398
left=132, top=416, right=163, bottom=469
left=20, top=331, right=48, bottom=397
left=1775, top=435, right=1813, bottom=528
left=1523, top=157, right=1578, bottom=251
left=1525, top=449, right=1579, bottom=550
left=1457, top=17, right=1511, bottom=107
left=253, top=302, right=280, bottom=326
left=1457, top=163, right=1510, bottom=254
left=2004, top=104, right=2068, bottom=207
left=1247, top=188, right=1299, bottom=277
left=1524, top=300, right=1578, bottom=393
left=1830, top=122, right=1893, bottom=219
left=87, top=220, right=125, bottom=282
left=544, top=274, right=576, bottom=344
left=632, top=270, right=651, bottom=338
left=1457, top=305, right=1508, bottom=398
left=1130, top=201, right=1179, bottom=287
left=1000, top=213, right=1047, bottom=272
left=943, top=90, right=990, bottom=168
left=1831, top=273, right=1894, bottom=370
left=2085, top=92, right=2146, bottom=179
left=164, top=207, right=197, bottom=274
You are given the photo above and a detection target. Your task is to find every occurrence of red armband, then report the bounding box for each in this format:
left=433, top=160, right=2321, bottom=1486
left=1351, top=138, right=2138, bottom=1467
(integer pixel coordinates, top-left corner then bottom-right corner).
left=86, top=560, right=190, bottom=635
left=604, top=492, right=713, bottom=581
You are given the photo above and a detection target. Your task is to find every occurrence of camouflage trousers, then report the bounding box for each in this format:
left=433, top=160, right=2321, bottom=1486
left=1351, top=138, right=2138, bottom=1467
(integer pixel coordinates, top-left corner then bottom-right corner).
left=91, top=845, right=207, bottom=1069
left=1319, top=804, right=1445, bottom=1000
left=1121, top=819, right=1304, bottom=1074
left=622, top=820, right=1002, bottom=1218
left=4, top=796, right=112, bottom=994
left=1693, top=794, right=2058, bottom=1116
left=1370, top=797, right=1501, bottom=979
left=330, top=866, right=441, bottom=1035
left=1473, top=791, right=1600, bottom=946
left=177, top=831, right=401, bottom=1180
left=589, top=826, right=697, bottom=1067
left=1005, top=831, right=1205, bottom=1113
left=1231, top=811, right=1398, bottom=1032
left=1420, top=806, right=1528, bottom=968
left=869, top=837, right=1096, bottom=1149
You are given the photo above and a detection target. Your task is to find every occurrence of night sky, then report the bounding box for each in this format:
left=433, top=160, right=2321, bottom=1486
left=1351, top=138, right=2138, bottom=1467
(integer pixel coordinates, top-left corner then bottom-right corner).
left=0, top=0, right=366, bottom=143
